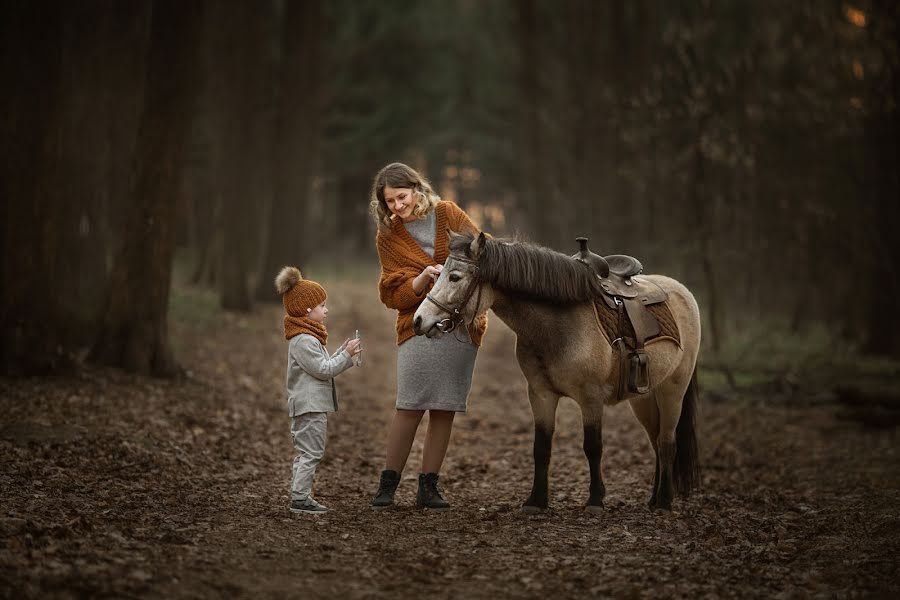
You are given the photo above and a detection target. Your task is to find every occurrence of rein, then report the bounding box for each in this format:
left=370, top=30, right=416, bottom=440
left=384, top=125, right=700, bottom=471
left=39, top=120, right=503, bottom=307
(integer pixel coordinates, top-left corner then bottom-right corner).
left=424, top=253, right=483, bottom=338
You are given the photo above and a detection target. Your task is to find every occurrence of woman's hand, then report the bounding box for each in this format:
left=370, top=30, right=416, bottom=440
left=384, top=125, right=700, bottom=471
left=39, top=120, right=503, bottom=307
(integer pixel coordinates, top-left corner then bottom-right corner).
left=412, top=264, right=443, bottom=295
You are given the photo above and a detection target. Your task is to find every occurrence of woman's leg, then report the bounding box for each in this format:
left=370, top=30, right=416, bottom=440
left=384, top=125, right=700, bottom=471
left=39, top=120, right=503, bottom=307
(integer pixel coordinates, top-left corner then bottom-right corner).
left=384, top=409, right=425, bottom=472
left=421, top=410, right=456, bottom=473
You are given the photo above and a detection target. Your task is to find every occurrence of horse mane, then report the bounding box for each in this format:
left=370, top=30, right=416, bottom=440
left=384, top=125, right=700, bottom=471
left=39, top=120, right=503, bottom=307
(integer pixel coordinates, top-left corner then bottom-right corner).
left=449, top=233, right=602, bottom=304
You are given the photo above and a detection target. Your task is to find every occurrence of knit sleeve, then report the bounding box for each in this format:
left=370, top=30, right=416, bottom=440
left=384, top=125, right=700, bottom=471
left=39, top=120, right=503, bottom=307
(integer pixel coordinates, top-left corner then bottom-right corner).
left=376, top=233, right=425, bottom=311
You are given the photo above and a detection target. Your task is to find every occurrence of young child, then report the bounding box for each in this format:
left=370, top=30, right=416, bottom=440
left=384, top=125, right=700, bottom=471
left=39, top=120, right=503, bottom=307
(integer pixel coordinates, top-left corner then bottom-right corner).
left=275, top=266, right=361, bottom=514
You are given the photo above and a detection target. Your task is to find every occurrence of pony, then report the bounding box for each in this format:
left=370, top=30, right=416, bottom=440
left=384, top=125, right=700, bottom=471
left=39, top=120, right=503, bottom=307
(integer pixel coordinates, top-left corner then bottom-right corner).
left=412, top=231, right=701, bottom=512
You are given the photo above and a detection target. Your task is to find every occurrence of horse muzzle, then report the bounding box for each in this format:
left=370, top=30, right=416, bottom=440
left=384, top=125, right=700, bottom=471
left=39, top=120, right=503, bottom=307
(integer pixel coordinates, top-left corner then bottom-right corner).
left=414, top=315, right=451, bottom=338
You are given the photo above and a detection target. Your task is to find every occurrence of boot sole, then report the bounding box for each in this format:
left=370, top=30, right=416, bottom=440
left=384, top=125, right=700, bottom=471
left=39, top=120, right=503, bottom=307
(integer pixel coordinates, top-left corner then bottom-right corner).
left=290, top=508, right=329, bottom=514
left=371, top=504, right=394, bottom=511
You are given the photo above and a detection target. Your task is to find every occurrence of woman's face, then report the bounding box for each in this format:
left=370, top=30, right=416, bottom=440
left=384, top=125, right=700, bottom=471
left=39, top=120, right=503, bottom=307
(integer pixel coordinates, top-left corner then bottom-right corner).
left=383, top=186, right=416, bottom=222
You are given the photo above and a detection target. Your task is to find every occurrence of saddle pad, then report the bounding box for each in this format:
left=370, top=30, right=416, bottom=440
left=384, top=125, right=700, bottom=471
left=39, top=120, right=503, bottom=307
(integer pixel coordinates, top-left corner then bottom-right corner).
left=593, top=299, right=680, bottom=349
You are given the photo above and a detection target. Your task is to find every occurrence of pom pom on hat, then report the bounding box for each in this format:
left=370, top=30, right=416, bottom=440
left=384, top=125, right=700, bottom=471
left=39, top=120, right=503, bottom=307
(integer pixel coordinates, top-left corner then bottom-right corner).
left=275, top=266, right=327, bottom=317
left=275, top=266, right=302, bottom=294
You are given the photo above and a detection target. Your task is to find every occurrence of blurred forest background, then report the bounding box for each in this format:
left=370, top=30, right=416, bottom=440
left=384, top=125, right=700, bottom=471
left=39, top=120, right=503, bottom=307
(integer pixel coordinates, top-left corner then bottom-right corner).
left=2, top=0, right=898, bottom=378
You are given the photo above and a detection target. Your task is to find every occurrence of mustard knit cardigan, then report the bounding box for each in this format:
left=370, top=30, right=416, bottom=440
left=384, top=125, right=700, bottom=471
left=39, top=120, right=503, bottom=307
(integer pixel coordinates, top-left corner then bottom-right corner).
left=376, top=200, right=489, bottom=346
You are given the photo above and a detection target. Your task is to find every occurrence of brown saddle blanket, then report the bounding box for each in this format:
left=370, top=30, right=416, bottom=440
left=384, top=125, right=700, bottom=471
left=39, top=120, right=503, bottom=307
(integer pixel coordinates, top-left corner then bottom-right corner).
left=594, top=299, right=680, bottom=349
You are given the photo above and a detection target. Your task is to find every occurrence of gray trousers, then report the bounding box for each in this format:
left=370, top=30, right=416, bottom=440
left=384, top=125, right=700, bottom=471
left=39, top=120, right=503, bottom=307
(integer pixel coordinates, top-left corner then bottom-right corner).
left=290, top=412, right=327, bottom=500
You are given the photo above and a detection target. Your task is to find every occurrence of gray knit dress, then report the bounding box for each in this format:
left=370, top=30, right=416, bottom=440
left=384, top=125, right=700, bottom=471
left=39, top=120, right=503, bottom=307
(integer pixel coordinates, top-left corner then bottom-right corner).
left=396, top=211, right=478, bottom=413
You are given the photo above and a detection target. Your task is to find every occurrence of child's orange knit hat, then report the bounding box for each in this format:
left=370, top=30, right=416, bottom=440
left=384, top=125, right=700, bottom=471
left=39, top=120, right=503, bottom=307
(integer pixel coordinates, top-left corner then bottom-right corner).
left=274, top=266, right=326, bottom=316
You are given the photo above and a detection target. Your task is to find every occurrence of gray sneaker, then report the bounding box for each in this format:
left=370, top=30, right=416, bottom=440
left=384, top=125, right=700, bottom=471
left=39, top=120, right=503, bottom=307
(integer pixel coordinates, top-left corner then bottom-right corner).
left=290, top=496, right=330, bottom=514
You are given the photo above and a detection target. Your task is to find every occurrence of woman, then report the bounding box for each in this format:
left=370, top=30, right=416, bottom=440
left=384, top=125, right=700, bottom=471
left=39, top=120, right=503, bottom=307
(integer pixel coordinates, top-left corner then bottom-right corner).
left=369, top=162, right=488, bottom=511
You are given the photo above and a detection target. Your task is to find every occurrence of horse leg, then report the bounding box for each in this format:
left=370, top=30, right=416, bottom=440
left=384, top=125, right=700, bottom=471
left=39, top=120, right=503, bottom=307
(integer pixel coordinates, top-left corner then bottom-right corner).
left=628, top=394, right=660, bottom=509
left=654, top=377, right=689, bottom=511
left=522, top=385, right=559, bottom=512
left=581, top=405, right=605, bottom=511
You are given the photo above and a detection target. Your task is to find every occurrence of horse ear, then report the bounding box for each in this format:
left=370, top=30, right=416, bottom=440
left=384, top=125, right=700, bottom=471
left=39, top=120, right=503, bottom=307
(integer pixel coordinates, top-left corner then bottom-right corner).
left=469, top=231, right=486, bottom=259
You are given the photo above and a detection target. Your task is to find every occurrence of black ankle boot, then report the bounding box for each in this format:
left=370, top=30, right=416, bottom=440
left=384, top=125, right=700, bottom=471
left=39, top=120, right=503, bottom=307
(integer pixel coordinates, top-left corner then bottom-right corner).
left=371, top=469, right=401, bottom=510
left=416, top=473, right=450, bottom=511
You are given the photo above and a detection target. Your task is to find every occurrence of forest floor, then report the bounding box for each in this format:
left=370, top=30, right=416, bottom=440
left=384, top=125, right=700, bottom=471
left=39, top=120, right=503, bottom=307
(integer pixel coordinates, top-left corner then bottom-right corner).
left=2, top=277, right=899, bottom=599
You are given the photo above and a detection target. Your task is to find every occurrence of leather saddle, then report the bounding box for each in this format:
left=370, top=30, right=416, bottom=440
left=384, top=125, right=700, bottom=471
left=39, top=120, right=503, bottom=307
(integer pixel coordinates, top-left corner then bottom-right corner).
left=572, top=237, right=667, bottom=400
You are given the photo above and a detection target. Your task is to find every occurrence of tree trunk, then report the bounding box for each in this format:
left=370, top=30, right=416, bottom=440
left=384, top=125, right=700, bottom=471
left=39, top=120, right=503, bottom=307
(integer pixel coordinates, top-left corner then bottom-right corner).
left=255, top=0, right=324, bottom=302
left=565, top=0, right=608, bottom=252
left=0, top=0, right=65, bottom=375
left=91, top=0, right=205, bottom=376
left=208, top=1, right=271, bottom=311
left=692, top=122, right=724, bottom=353
left=103, top=2, right=152, bottom=259
left=55, top=1, right=148, bottom=349
left=336, top=165, right=378, bottom=259
left=859, top=128, right=900, bottom=355
left=516, top=0, right=545, bottom=242
left=860, top=0, right=900, bottom=357
left=184, top=68, right=220, bottom=289
left=606, top=0, right=629, bottom=247
left=188, top=167, right=220, bottom=287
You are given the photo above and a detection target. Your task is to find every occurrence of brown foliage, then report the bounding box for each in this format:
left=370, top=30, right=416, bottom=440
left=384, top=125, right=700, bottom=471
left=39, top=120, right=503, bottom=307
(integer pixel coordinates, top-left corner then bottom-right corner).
left=1, top=279, right=898, bottom=597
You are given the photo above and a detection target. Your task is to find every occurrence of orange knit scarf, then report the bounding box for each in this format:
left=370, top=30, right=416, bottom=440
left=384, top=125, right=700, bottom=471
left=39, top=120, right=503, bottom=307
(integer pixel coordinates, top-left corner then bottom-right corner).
left=284, top=316, right=328, bottom=345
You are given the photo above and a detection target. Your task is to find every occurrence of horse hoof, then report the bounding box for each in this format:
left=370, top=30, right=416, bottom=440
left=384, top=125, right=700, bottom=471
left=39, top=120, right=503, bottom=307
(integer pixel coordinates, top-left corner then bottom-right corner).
left=584, top=504, right=604, bottom=514
left=520, top=504, right=545, bottom=514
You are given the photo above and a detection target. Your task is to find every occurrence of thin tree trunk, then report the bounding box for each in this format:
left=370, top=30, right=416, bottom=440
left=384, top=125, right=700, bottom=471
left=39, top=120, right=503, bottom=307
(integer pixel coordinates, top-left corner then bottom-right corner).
left=103, top=2, right=151, bottom=262
left=692, top=123, right=724, bottom=353
left=565, top=0, right=588, bottom=250
left=55, top=1, right=130, bottom=349
left=188, top=169, right=218, bottom=285
left=516, top=0, right=544, bottom=241
left=255, top=0, right=324, bottom=301
left=860, top=0, right=900, bottom=357
left=185, top=75, right=219, bottom=288
left=336, top=166, right=377, bottom=259
left=210, top=1, right=271, bottom=311
left=91, top=0, right=205, bottom=375
left=860, top=108, right=900, bottom=356
left=1, top=0, right=64, bottom=375
left=607, top=0, right=629, bottom=246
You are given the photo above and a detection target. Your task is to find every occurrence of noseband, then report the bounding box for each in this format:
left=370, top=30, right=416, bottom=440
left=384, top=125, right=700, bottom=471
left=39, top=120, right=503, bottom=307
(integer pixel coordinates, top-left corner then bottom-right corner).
left=424, top=254, right=482, bottom=334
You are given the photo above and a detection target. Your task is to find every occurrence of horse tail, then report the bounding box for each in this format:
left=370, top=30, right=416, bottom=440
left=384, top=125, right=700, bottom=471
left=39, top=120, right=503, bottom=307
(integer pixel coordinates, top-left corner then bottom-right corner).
left=673, top=366, right=700, bottom=496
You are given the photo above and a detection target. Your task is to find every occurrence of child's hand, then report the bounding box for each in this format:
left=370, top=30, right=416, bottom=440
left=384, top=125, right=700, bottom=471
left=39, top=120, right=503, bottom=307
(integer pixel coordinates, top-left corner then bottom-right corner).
left=345, top=338, right=362, bottom=356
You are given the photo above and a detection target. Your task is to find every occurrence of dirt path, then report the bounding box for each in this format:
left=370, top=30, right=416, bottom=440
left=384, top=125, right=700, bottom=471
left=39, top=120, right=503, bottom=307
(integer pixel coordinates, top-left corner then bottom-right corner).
left=2, top=279, right=899, bottom=598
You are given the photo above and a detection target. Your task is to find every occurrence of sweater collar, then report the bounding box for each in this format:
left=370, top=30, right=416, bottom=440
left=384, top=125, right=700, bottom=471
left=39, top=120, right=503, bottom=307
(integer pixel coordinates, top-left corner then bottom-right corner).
left=390, top=201, right=449, bottom=265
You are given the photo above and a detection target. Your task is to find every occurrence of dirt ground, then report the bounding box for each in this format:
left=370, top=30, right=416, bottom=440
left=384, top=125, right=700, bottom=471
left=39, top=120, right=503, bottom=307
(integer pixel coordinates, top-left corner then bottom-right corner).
left=2, top=278, right=899, bottom=599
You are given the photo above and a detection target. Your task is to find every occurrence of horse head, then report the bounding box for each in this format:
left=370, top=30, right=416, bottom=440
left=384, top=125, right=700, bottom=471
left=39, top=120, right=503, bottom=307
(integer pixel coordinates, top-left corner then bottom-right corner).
left=413, top=230, right=493, bottom=338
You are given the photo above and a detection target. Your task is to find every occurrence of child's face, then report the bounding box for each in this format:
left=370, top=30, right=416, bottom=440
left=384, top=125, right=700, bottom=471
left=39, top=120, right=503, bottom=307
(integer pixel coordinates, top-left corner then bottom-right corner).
left=307, top=301, right=328, bottom=323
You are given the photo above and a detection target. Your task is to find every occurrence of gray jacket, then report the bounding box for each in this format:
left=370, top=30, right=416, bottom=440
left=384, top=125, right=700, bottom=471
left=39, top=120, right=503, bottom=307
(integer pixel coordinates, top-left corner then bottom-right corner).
left=286, top=334, right=355, bottom=417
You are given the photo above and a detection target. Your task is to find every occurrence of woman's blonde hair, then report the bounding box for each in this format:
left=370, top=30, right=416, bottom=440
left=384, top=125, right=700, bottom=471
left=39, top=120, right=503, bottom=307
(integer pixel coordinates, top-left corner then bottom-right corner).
left=369, top=162, right=441, bottom=230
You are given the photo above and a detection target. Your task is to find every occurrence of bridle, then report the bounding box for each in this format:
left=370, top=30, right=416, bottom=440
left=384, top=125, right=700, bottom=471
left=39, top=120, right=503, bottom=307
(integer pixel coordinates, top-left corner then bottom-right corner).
left=424, top=254, right=483, bottom=335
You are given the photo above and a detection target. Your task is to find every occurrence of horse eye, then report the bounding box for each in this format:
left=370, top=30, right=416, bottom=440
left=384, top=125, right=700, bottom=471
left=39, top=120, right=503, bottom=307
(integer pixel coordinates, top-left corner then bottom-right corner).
left=449, top=273, right=461, bottom=282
